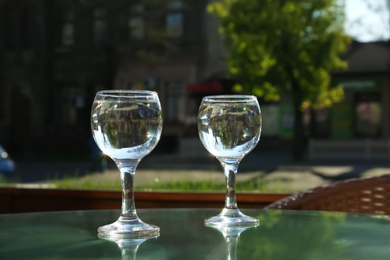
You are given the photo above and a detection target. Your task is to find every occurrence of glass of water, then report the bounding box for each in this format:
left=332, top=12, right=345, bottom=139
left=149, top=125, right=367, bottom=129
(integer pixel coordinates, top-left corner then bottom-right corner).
left=198, top=95, right=261, bottom=227
left=91, top=90, right=163, bottom=238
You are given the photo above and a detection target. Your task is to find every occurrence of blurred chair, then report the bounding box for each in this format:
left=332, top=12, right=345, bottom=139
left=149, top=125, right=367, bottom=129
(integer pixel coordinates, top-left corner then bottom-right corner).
left=266, top=174, right=390, bottom=215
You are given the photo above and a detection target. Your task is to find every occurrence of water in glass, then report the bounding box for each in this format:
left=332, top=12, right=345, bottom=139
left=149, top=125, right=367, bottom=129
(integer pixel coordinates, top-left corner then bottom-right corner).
left=198, top=95, right=261, bottom=227
left=92, top=99, right=162, bottom=159
left=91, top=90, right=162, bottom=238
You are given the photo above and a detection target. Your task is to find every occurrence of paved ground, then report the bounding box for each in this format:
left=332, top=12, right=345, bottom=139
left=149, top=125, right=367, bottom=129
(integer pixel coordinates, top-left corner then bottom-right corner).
left=9, top=148, right=390, bottom=193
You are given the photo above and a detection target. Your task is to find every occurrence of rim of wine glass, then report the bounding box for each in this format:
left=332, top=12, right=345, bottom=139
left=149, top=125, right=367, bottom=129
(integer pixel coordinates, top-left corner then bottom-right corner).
left=96, top=89, right=158, bottom=98
left=202, top=95, right=257, bottom=102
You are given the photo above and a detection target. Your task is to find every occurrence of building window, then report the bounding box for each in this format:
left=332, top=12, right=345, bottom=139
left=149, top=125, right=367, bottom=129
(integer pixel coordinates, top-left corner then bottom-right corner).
left=354, top=92, right=381, bottom=138
left=166, top=81, right=185, bottom=123
left=312, top=108, right=331, bottom=138
left=60, top=86, right=85, bottom=126
left=94, top=8, right=108, bottom=45
left=22, top=8, right=36, bottom=49
left=261, top=104, right=279, bottom=137
left=129, top=5, right=144, bottom=40
left=61, top=11, right=74, bottom=46
left=5, top=9, right=18, bottom=50
left=166, top=1, right=183, bottom=38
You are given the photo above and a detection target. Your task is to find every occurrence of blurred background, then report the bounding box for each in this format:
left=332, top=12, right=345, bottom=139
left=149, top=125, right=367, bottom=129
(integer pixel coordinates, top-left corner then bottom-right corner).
left=0, top=0, right=389, bottom=193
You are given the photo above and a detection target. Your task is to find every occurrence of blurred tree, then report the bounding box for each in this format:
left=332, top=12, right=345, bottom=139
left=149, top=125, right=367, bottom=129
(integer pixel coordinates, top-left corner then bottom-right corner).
left=208, top=0, right=351, bottom=160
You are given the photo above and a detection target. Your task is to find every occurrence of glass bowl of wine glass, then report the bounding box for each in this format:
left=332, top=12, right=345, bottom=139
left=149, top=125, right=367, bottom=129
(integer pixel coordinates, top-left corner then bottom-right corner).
left=91, top=90, right=163, bottom=238
left=198, top=95, right=261, bottom=227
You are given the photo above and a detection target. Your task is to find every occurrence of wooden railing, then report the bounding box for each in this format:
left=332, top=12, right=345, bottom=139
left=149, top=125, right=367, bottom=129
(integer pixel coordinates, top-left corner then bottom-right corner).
left=0, top=187, right=288, bottom=214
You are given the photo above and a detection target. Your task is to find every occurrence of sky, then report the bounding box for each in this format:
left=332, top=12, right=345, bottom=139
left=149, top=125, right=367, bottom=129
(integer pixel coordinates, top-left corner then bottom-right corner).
left=345, top=0, right=390, bottom=42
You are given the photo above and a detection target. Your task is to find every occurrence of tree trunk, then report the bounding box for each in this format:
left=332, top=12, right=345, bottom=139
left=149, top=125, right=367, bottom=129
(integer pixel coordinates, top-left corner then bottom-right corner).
left=283, top=38, right=304, bottom=161
left=309, top=108, right=316, bottom=137
left=292, top=80, right=304, bottom=161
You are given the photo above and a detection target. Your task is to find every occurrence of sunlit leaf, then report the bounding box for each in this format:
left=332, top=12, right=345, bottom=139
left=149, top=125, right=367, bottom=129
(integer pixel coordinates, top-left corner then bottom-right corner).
left=209, top=0, right=351, bottom=108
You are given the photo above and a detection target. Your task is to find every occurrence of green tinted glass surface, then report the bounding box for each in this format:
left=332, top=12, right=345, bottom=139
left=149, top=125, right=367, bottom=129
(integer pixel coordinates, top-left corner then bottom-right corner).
left=0, top=209, right=390, bottom=259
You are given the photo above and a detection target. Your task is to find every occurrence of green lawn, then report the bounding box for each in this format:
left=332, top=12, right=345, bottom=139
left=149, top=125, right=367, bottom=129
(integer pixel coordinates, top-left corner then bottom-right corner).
left=50, top=173, right=289, bottom=193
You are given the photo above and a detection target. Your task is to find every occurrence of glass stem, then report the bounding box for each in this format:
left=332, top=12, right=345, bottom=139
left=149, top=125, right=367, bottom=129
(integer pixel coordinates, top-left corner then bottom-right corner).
left=222, top=161, right=239, bottom=209
left=115, top=159, right=140, bottom=218
left=226, top=236, right=238, bottom=260
left=121, top=248, right=137, bottom=260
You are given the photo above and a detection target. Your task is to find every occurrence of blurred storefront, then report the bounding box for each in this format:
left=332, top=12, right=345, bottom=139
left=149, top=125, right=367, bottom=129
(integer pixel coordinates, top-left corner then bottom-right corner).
left=270, top=41, right=390, bottom=160
left=257, top=41, right=390, bottom=160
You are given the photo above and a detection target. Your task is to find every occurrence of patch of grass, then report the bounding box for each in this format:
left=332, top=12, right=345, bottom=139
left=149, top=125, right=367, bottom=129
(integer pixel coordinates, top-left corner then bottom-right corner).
left=0, top=174, right=20, bottom=184
left=48, top=173, right=290, bottom=193
left=137, top=178, right=288, bottom=193
left=48, top=170, right=121, bottom=190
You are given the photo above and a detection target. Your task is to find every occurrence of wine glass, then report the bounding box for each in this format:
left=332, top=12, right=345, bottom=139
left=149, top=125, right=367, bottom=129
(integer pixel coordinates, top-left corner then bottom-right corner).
left=91, top=90, right=163, bottom=238
left=198, top=95, right=261, bottom=227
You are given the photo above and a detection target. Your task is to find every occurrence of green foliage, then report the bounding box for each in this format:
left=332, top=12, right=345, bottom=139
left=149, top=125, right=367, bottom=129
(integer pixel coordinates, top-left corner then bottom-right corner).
left=239, top=210, right=349, bottom=259
left=0, top=175, right=19, bottom=184
left=137, top=178, right=279, bottom=192
left=208, top=0, right=351, bottom=108
left=47, top=174, right=290, bottom=193
left=104, top=122, right=119, bottom=148
left=218, top=124, right=233, bottom=148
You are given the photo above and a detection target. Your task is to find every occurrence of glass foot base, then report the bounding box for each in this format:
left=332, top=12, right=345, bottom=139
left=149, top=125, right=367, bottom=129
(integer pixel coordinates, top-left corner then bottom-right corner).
left=205, top=208, right=259, bottom=227
left=98, top=215, right=160, bottom=239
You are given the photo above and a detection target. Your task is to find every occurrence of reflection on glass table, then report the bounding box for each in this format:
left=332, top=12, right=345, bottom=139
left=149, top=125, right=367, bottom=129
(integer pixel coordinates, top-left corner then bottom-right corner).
left=1, top=209, right=390, bottom=259
left=207, top=225, right=254, bottom=260
left=99, top=233, right=159, bottom=260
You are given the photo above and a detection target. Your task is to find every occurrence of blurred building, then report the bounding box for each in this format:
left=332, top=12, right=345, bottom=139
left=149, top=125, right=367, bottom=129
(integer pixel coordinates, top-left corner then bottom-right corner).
left=0, top=0, right=389, bottom=159
left=0, top=0, right=229, bottom=154
left=260, top=41, right=390, bottom=159
left=309, top=41, right=390, bottom=160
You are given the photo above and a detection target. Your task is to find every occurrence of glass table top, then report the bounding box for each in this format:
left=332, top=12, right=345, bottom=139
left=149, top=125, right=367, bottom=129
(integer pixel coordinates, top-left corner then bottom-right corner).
left=0, top=208, right=390, bottom=259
